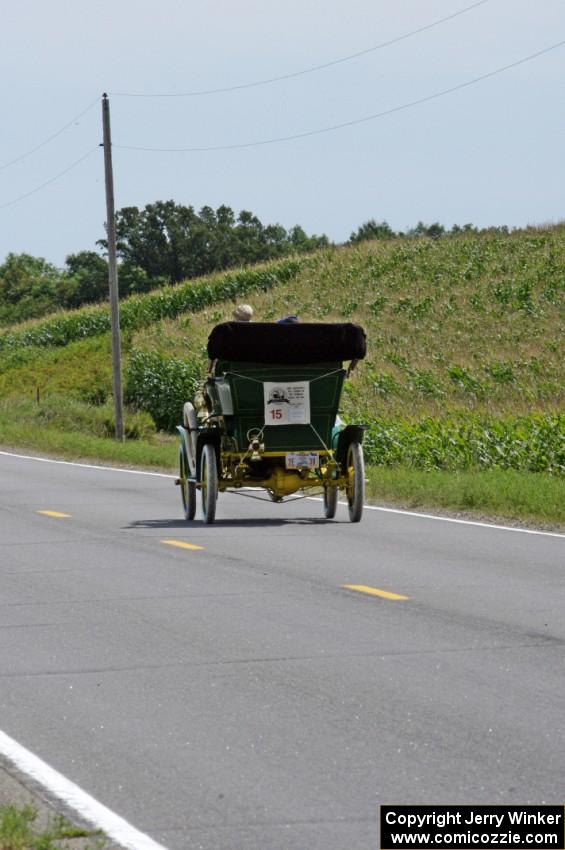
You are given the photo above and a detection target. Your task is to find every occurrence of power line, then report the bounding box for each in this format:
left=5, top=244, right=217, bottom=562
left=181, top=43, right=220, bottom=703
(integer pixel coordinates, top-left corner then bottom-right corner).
left=2, top=36, right=561, bottom=212
left=113, top=38, right=565, bottom=153
left=0, top=147, right=98, bottom=210
left=0, top=98, right=99, bottom=173
left=109, top=0, right=490, bottom=98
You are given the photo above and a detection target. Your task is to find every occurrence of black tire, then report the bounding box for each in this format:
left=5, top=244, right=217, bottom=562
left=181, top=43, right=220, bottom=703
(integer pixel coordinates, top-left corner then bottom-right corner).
left=179, top=445, right=196, bottom=521
left=200, top=443, right=218, bottom=524
left=323, top=484, right=338, bottom=519
left=346, top=441, right=364, bottom=523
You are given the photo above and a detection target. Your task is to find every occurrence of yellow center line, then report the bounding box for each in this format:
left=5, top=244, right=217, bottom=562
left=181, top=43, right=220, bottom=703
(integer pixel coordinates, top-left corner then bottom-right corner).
left=342, top=584, right=409, bottom=601
left=37, top=510, right=72, bottom=519
left=161, top=539, right=204, bottom=551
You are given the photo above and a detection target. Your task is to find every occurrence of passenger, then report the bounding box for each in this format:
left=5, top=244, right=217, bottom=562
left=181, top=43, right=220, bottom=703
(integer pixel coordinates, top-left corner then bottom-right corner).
left=207, top=304, right=254, bottom=373
left=232, top=304, right=253, bottom=322
left=276, top=315, right=299, bottom=324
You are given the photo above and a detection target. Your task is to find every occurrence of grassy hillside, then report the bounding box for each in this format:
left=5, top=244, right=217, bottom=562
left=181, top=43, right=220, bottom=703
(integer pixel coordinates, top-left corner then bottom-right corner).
left=130, top=227, right=564, bottom=418
left=0, top=225, right=563, bottom=523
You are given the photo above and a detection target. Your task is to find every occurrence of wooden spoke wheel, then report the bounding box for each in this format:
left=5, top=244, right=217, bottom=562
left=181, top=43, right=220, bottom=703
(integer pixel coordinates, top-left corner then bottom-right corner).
left=200, top=443, right=218, bottom=524
left=345, top=441, right=364, bottom=523
left=179, top=445, right=196, bottom=521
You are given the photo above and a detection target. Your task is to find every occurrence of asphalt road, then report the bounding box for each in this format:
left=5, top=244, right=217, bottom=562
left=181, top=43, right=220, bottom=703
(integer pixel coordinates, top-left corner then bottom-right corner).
left=1, top=451, right=564, bottom=850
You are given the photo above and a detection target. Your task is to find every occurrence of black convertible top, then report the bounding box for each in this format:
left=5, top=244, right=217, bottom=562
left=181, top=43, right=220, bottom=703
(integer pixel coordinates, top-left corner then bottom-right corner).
left=207, top=322, right=366, bottom=364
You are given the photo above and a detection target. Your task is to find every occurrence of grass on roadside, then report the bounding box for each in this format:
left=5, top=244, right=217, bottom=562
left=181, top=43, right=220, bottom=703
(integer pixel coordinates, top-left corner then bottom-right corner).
left=0, top=804, right=105, bottom=849
left=0, top=391, right=177, bottom=470
left=0, top=417, right=176, bottom=470
left=366, top=465, right=565, bottom=528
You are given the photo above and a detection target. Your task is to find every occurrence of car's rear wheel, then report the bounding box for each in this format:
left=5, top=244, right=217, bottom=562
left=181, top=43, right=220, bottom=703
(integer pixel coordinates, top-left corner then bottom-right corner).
left=346, top=442, right=364, bottom=523
left=200, top=444, right=218, bottom=524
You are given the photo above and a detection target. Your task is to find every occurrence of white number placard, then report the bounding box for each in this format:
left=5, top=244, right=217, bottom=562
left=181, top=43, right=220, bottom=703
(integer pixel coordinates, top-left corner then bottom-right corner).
left=264, top=381, right=310, bottom=425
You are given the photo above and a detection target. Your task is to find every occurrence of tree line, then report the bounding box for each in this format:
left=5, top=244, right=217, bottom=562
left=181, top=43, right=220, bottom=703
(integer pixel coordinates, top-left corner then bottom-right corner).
left=0, top=201, right=327, bottom=325
left=0, top=199, right=505, bottom=325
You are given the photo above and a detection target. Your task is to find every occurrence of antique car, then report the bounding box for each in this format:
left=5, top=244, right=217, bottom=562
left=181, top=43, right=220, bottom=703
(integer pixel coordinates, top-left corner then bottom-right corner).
left=176, top=321, right=367, bottom=523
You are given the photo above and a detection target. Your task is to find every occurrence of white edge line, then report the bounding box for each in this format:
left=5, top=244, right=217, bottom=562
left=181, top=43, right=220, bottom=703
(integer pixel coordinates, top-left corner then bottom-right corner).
left=306, top=497, right=565, bottom=539
left=1, top=449, right=563, bottom=540
left=361, top=502, right=565, bottom=538
left=0, top=729, right=170, bottom=850
left=0, top=450, right=175, bottom=479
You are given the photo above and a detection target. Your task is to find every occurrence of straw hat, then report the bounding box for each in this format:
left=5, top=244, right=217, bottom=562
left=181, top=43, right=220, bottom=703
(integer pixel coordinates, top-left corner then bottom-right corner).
left=232, top=304, right=253, bottom=322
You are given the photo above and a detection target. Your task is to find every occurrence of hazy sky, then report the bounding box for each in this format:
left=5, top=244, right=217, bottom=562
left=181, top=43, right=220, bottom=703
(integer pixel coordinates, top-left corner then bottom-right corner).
left=1, top=0, right=563, bottom=266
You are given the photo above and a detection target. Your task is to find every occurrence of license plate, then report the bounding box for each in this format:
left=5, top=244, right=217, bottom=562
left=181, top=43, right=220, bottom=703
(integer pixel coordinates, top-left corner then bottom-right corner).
left=285, top=452, right=319, bottom=469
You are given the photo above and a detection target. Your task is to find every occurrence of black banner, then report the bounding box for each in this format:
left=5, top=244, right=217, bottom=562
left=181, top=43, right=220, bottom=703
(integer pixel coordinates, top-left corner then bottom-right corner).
left=381, top=805, right=564, bottom=850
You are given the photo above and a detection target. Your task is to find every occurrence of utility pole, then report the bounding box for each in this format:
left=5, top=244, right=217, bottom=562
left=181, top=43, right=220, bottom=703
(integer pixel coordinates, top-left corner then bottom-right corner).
left=101, top=93, right=124, bottom=441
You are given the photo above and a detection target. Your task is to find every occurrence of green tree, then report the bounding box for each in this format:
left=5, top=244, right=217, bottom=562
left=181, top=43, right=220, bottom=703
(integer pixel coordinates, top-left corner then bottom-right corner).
left=288, top=225, right=329, bottom=252
left=349, top=220, right=395, bottom=244
left=408, top=221, right=445, bottom=239
left=450, top=223, right=477, bottom=235
left=0, top=253, right=61, bottom=323
left=61, top=251, right=108, bottom=308
left=112, top=201, right=199, bottom=282
left=104, top=200, right=329, bottom=284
